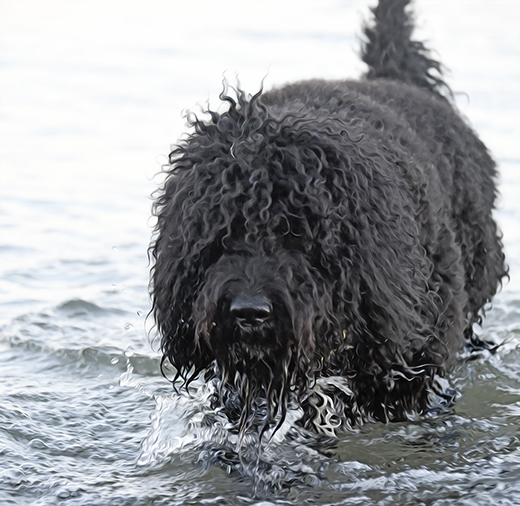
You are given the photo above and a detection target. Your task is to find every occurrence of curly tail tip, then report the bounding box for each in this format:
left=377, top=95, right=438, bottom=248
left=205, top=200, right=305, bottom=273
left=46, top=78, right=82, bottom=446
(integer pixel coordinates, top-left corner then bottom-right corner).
left=361, top=0, right=450, bottom=97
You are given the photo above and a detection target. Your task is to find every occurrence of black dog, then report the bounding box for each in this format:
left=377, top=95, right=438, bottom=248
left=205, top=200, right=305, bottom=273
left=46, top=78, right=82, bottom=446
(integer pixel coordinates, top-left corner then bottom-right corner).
left=150, top=0, right=506, bottom=439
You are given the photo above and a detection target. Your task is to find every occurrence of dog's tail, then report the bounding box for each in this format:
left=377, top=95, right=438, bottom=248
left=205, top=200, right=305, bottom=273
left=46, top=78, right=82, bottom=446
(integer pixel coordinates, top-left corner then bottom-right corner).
left=361, top=0, right=450, bottom=97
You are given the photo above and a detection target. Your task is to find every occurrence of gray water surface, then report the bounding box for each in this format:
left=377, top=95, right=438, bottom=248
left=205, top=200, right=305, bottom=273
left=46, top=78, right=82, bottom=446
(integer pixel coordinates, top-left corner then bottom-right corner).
left=1, top=1, right=519, bottom=504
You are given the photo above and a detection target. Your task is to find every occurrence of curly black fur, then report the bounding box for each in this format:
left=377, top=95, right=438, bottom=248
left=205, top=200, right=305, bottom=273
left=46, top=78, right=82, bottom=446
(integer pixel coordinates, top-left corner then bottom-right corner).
left=150, top=0, right=506, bottom=438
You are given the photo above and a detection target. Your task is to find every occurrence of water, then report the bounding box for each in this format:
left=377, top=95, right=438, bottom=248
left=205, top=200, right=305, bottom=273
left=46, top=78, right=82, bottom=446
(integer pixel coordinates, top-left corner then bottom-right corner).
left=1, top=0, right=519, bottom=504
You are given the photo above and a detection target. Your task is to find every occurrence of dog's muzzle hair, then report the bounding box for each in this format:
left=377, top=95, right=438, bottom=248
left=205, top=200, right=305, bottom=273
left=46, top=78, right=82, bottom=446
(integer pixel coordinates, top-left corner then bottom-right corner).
left=192, top=252, right=337, bottom=438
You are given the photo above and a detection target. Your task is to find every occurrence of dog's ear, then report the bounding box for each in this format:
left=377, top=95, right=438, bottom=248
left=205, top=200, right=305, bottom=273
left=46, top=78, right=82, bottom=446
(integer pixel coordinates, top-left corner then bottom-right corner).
left=150, top=125, right=242, bottom=381
left=150, top=253, right=204, bottom=381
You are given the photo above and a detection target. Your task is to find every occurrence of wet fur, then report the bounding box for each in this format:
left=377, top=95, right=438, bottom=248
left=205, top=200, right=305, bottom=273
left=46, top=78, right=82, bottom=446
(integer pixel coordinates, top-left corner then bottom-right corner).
left=150, top=0, right=506, bottom=437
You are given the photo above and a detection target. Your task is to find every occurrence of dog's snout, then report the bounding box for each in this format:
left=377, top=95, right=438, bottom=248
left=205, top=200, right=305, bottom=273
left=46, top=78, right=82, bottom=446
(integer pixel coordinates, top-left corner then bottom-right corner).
left=230, top=295, right=272, bottom=327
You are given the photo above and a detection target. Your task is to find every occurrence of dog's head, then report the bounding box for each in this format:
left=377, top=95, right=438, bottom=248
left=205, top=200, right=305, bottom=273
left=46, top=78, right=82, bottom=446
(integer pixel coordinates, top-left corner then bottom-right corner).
left=150, top=86, right=452, bottom=435
left=150, top=88, right=356, bottom=435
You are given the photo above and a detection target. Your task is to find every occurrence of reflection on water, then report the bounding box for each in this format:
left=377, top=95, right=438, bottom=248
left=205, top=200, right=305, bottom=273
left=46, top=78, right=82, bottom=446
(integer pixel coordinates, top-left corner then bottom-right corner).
left=1, top=0, right=519, bottom=504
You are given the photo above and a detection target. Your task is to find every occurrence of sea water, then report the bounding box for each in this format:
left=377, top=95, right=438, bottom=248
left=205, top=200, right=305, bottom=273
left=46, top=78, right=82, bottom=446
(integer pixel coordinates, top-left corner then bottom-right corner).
left=1, top=1, right=519, bottom=504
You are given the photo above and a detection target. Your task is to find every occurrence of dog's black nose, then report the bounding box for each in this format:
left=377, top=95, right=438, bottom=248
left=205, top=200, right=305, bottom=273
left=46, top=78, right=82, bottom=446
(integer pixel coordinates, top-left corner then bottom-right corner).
left=230, top=295, right=272, bottom=327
